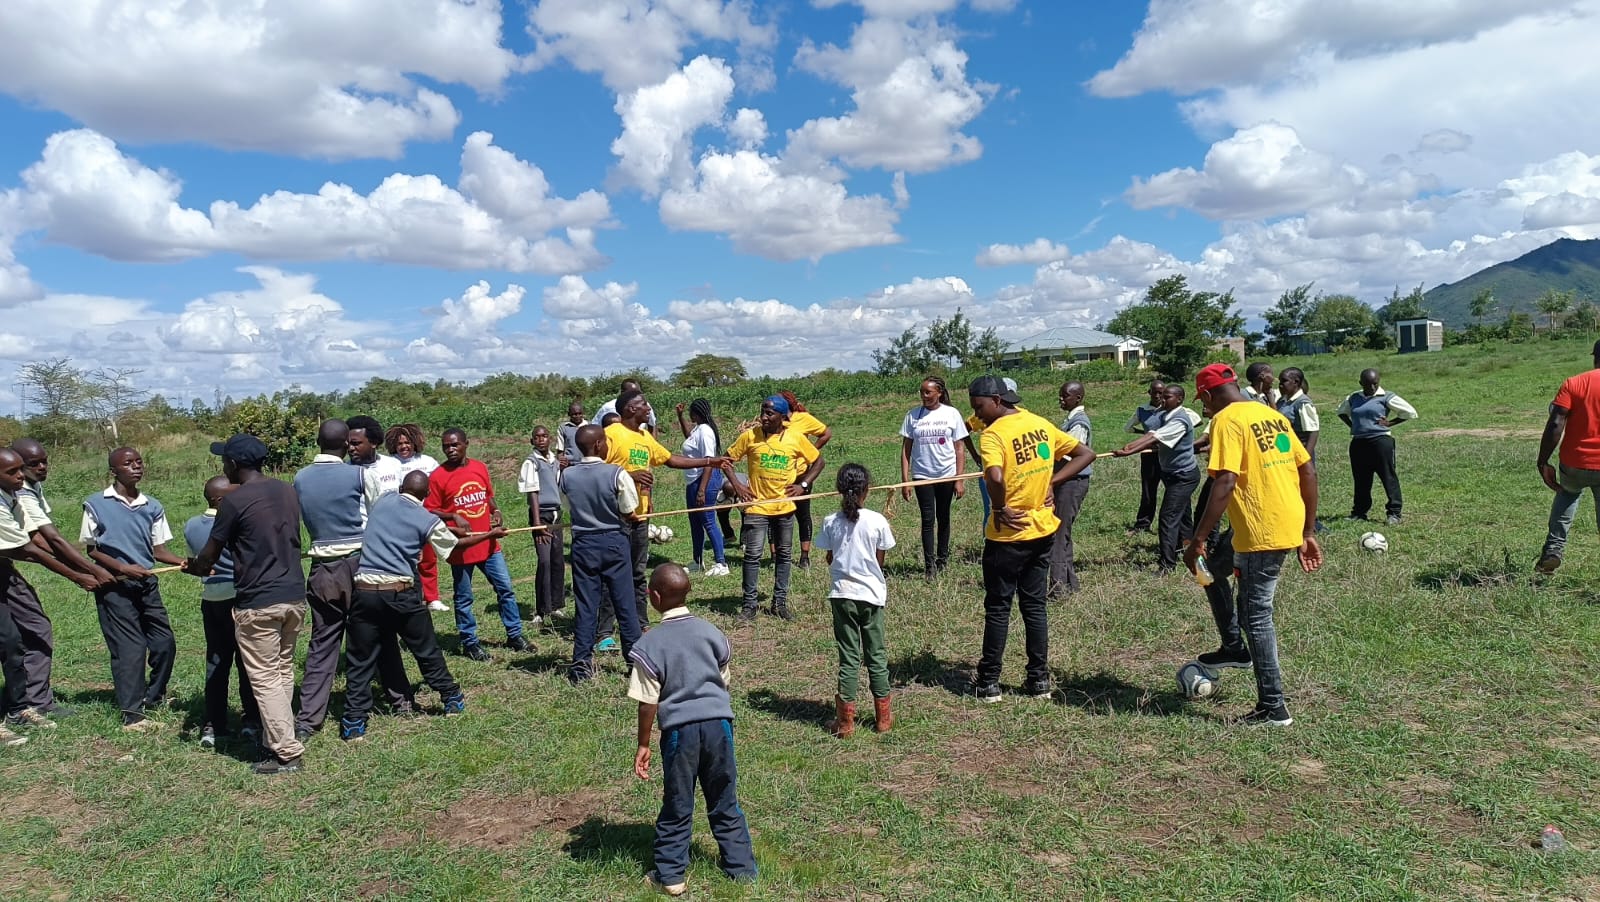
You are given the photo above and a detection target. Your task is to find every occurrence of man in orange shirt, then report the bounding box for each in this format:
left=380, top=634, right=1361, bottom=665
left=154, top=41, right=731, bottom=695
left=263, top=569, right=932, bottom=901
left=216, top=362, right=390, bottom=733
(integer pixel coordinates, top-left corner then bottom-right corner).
left=1536, top=341, right=1600, bottom=572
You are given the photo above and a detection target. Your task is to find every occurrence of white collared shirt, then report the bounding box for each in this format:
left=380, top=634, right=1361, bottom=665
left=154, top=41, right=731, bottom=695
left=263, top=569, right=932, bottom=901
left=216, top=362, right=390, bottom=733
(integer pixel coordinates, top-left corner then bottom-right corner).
left=518, top=448, right=559, bottom=494
left=79, top=485, right=173, bottom=547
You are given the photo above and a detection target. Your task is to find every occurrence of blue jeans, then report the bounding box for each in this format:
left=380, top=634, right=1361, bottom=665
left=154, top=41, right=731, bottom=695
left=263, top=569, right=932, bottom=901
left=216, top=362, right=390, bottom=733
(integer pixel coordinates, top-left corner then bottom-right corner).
left=654, top=719, right=756, bottom=885
left=451, top=551, right=523, bottom=645
left=1236, top=549, right=1289, bottom=711
left=1542, top=464, right=1600, bottom=559
left=687, top=471, right=726, bottom=566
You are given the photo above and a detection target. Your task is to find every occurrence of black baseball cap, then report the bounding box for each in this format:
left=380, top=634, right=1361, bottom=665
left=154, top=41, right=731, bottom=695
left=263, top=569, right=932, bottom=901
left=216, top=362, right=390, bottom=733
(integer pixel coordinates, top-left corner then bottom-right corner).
left=210, top=434, right=269, bottom=468
left=968, top=375, right=1021, bottom=405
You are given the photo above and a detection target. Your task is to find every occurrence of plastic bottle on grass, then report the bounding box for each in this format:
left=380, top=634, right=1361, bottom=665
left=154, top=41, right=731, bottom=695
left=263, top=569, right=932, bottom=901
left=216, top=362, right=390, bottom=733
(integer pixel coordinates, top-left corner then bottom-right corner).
left=1540, top=825, right=1568, bottom=853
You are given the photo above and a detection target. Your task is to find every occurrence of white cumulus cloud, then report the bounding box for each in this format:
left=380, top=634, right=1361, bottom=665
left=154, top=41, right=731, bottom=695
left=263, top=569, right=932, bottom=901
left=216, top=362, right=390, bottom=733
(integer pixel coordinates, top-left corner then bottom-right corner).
left=434, top=282, right=527, bottom=343
left=0, top=0, right=526, bottom=159
left=526, top=0, right=776, bottom=91
left=611, top=56, right=738, bottom=196
left=976, top=238, right=1069, bottom=267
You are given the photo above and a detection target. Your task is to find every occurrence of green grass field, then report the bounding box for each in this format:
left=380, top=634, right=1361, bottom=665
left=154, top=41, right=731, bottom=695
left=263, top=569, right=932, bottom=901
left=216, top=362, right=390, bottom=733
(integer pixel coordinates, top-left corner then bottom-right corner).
left=2, top=339, right=1598, bottom=901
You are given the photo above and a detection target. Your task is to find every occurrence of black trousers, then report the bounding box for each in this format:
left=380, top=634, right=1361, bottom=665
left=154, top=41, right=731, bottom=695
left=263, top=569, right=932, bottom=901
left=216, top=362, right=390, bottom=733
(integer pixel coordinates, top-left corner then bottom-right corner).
left=794, top=498, right=814, bottom=545
left=533, top=508, right=566, bottom=617
left=298, top=555, right=410, bottom=732
left=1349, top=435, right=1402, bottom=518
left=1049, top=476, right=1091, bottom=595
left=914, top=481, right=956, bottom=574
left=1157, top=468, right=1200, bottom=572
left=344, top=584, right=460, bottom=722
left=977, top=536, right=1053, bottom=687
left=1193, top=477, right=1243, bottom=650
left=1135, top=452, right=1160, bottom=529
left=597, top=519, right=650, bottom=638
left=201, top=600, right=259, bottom=732
left=0, top=583, right=26, bottom=716
left=3, top=564, right=54, bottom=710
left=93, top=577, right=175, bottom=723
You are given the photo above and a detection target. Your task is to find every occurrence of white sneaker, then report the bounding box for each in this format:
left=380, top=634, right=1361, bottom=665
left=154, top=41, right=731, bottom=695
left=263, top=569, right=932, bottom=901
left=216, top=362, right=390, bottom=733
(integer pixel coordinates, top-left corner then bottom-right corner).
left=705, top=563, right=730, bottom=576
left=427, top=600, right=449, bottom=612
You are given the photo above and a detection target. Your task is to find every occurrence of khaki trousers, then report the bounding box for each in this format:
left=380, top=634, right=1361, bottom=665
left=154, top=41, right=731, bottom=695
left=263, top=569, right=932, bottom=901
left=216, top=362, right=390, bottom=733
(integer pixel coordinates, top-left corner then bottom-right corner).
left=233, top=602, right=307, bottom=762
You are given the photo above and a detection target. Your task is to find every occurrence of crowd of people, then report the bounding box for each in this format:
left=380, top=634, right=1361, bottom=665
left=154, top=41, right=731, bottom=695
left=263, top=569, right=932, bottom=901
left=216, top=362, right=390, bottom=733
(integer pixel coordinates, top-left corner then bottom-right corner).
left=0, top=361, right=1453, bottom=892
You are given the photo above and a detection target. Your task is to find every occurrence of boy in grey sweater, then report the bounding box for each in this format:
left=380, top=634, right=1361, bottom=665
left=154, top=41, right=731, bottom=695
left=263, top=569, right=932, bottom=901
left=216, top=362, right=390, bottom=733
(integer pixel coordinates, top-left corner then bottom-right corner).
left=629, top=563, right=756, bottom=896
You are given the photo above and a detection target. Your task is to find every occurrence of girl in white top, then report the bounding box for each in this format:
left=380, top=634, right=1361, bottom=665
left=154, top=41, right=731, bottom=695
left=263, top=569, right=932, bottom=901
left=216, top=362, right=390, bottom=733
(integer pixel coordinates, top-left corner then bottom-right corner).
left=898, top=376, right=968, bottom=578
left=815, top=463, right=897, bottom=738
left=385, top=424, right=439, bottom=475
left=385, top=423, right=446, bottom=609
left=674, top=398, right=729, bottom=575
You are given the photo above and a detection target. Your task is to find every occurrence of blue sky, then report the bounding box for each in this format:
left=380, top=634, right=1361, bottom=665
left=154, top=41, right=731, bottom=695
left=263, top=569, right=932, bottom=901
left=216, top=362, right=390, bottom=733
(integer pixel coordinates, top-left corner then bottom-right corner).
left=0, top=1, right=1597, bottom=403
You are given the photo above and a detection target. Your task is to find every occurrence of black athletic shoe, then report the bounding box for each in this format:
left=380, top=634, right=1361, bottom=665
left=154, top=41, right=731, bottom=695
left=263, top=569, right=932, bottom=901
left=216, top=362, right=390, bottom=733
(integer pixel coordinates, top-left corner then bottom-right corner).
left=1197, top=645, right=1253, bottom=670
left=1536, top=554, right=1562, bottom=574
left=770, top=605, right=794, bottom=622
left=1236, top=705, right=1293, bottom=727
left=1021, top=678, right=1053, bottom=699
left=974, top=682, right=1002, bottom=704
left=462, top=642, right=492, bottom=662
left=505, top=635, right=532, bottom=652
left=294, top=725, right=315, bottom=742
left=252, top=756, right=304, bottom=776
left=737, top=606, right=758, bottom=624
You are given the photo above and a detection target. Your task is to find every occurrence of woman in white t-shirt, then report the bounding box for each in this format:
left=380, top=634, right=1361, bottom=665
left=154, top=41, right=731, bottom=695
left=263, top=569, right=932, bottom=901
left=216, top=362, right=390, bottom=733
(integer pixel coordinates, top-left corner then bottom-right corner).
left=898, top=376, right=969, bottom=579
left=675, top=398, right=729, bottom=576
left=385, top=423, right=446, bottom=609
left=816, top=463, right=896, bottom=738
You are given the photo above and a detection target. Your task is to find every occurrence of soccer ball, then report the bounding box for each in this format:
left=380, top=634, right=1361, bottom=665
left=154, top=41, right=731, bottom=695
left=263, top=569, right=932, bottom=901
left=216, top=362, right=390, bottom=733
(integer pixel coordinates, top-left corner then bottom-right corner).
left=647, top=523, right=675, bottom=544
left=1176, top=661, right=1219, bottom=699
left=1359, top=531, right=1388, bottom=553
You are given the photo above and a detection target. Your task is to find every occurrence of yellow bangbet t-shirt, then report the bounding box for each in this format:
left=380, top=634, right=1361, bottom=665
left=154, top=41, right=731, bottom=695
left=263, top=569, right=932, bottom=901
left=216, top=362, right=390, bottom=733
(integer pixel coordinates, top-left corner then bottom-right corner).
left=605, top=422, right=672, bottom=514
left=726, top=426, right=820, bottom=517
left=785, top=410, right=828, bottom=440
left=977, top=409, right=1079, bottom=542
left=1205, top=401, right=1312, bottom=552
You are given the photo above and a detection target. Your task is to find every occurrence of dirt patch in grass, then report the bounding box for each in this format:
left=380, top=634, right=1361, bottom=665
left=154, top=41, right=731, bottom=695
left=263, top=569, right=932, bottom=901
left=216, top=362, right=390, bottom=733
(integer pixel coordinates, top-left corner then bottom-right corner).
left=11, top=782, right=93, bottom=848
left=357, top=878, right=406, bottom=898
left=427, top=788, right=610, bottom=851
left=0, top=866, right=69, bottom=901
left=1390, top=775, right=1481, bottom=836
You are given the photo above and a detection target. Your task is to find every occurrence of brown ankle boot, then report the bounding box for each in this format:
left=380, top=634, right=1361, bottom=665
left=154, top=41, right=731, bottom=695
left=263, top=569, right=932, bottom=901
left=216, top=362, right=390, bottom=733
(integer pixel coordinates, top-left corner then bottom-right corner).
left=832, top=695, right=856, bottom=738
left=873, top=695, right=893, bottom=733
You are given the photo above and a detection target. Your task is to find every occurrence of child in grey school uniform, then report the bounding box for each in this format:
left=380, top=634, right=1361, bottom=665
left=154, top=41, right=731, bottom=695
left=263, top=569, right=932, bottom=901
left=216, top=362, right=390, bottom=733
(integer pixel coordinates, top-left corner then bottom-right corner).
left=629, top=563, right=756, bottom=897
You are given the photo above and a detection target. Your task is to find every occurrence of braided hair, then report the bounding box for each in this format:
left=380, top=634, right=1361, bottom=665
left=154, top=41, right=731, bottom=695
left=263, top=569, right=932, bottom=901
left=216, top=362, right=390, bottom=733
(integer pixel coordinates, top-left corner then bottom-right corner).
left=384, top=423, right=426, bottom=459
left=836, top=462, right=870, bottom=523
left=689, top=397, right=719, bottom=452
left=777, top=389, right=807, bottom=414
left=922, top=375, right=951, bottom=406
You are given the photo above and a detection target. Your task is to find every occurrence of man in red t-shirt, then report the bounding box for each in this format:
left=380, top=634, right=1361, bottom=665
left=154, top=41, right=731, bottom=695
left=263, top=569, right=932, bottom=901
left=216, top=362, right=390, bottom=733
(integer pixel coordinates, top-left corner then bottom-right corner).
left=427, top=428, right=528, bottom=660
left=1536, top=341, right=1600, bottom=572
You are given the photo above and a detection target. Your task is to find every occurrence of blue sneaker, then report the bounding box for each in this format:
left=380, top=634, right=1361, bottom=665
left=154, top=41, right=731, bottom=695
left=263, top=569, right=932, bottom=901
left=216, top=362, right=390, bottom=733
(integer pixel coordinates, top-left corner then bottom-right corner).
left=339, top=717, right=368, bottom=742
left=442, top=694, right=466, bottom=717
left=595, top=636, right=619, bottom=653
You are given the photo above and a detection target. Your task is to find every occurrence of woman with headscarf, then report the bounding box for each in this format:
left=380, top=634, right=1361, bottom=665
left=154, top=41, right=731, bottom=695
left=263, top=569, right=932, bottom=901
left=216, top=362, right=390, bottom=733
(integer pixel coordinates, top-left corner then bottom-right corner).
left=723, top=396, right=826, bottom=621
left=776, top=390, right=832, bottom=569
left=675, top=398, right=730, bottom=576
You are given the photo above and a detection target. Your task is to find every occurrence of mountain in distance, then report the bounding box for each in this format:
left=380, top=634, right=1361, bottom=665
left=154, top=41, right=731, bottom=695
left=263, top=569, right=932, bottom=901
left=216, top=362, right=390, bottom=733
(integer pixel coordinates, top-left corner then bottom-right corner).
left=1421, top=237, right=1600, bottom=327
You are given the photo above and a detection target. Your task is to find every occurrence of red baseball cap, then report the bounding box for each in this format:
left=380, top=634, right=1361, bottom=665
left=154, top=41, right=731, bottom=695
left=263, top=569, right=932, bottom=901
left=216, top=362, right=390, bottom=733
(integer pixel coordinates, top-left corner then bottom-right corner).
left=1194, top=363, right=1237, bottom=394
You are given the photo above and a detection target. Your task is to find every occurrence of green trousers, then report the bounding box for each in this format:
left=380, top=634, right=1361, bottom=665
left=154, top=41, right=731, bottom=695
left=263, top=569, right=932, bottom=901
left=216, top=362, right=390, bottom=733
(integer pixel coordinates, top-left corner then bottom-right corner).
left=831, top=597, right=889, bottom=701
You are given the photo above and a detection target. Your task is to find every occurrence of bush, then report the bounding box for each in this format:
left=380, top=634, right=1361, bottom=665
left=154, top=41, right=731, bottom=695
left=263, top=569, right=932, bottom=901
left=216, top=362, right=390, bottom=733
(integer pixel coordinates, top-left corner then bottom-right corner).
left=215, top=396, right=320, bottom=471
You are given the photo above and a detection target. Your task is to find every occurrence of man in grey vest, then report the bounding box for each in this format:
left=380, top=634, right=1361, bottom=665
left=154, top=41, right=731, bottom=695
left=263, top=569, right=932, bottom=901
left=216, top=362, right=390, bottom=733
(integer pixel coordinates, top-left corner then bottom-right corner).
left=563, top=425, right=641, bottom=684
left=1113, top=384, right=1202, bottom=573
left=293, top=419, right=411, bottom=740
left=518, top=425, right=565, bottom=627
left=340, top=472, right=503, bottom=741
left=1049, top=381, right=1093, bottom=598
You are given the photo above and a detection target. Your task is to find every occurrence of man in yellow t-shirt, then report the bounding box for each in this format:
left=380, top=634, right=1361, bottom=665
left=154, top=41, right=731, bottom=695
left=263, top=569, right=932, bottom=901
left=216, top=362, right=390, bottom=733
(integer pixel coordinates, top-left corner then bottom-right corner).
left=724, top=396, right=824, bottom=622
left=1185, top=363, right=1322, bottom=728
left=600, top=390, right=726, bottom=639
left=968, top=376, right=1094, bottom=703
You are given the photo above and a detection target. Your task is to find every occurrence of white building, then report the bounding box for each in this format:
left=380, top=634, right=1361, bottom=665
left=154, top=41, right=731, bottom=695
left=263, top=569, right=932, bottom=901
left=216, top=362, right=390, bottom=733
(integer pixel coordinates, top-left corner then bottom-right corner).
left=997, top=326, right=1146, bottom=369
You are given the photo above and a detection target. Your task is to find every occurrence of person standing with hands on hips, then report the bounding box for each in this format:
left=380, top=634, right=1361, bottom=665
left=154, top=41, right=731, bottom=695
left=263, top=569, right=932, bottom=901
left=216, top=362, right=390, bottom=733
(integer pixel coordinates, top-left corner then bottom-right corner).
left=967, top=376, right=1094, bottom=703
left=1185, top=364, right=1322, bottom=727
left=723, top=396, right=826, bottom=622
left=1336, top=368, right=1416, bottom=525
